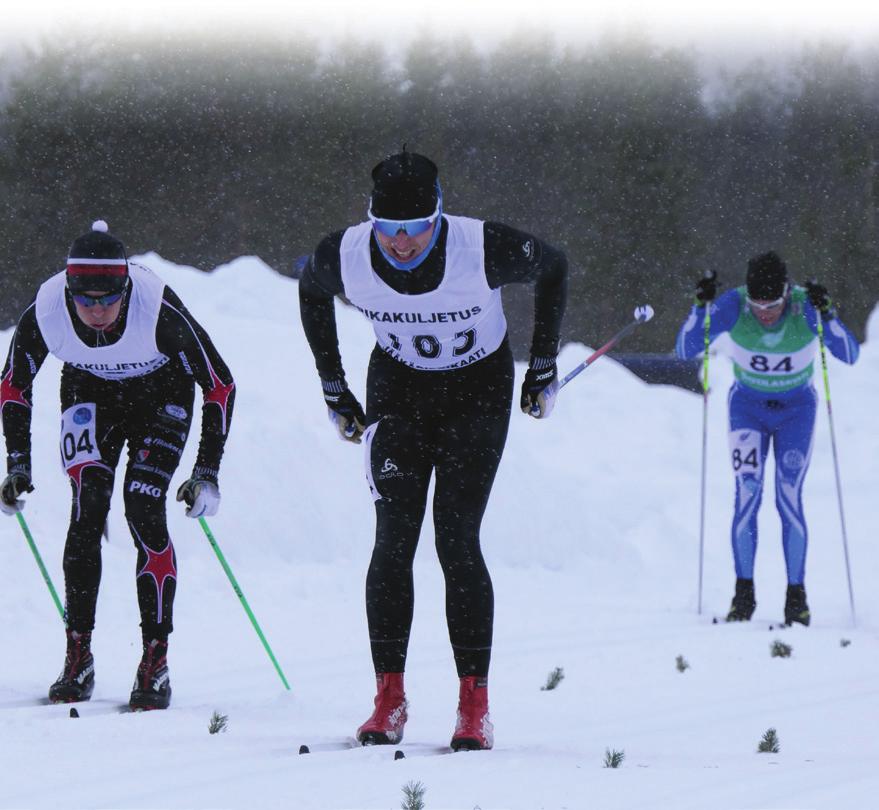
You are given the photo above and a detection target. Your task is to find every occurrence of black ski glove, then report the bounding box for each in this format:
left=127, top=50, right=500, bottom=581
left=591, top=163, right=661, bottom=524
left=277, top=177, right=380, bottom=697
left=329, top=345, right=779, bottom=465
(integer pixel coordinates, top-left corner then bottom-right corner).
left=176, top=478, right=220, bottom=518
left=520, top=357, right=559, bottom=420
left=805, top=280, right=835, bottom=319
left=694, top=270, right=719, bottom=304
left=1, top=471, right=34, bottom=516
left=322, top=379, right=366, bottom=443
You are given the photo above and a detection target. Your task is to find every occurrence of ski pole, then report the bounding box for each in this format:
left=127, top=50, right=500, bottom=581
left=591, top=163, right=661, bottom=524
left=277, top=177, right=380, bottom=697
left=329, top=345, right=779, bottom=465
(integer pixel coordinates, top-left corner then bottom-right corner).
left=697, top=291, right=712, bottom=615
left=15, top=511, right=65, bottom=620
left=814, top=316, right=856, bottom=626
left=197, top=516, right=291, bottom=690
left=558, top=305, right=655, bottom=390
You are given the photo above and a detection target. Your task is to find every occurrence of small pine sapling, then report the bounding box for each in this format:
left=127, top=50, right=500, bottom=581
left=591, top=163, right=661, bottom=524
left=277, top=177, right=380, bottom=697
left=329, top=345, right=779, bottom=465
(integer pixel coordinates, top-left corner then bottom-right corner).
left=757, top=728, right=780, bottom=753
left=603, top=748, right=625, bottom=768
left=541, top=667, right=565, bottom=691
left=400, top=780, right=426, bottom=810
left=770, top=640, right=793, bottom=658
left=840, top=638, right=851, bottom=648
left=208, top=711, right=229, bottom=734
left=675, top=655, right=690, bottom=672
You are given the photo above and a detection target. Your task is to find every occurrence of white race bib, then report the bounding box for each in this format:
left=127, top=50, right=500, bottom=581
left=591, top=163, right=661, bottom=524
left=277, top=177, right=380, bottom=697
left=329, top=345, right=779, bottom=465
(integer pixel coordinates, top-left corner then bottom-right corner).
left=59, top=403, right=101, bottom=471
left=728, top=428, right=762, bottom=479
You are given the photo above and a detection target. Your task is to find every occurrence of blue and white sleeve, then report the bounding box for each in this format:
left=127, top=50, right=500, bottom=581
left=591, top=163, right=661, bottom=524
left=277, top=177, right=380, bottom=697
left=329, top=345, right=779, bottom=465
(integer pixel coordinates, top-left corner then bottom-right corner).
left=674, top=289, right=740, bottom=360
left=805, top=302, right=860, bottom=365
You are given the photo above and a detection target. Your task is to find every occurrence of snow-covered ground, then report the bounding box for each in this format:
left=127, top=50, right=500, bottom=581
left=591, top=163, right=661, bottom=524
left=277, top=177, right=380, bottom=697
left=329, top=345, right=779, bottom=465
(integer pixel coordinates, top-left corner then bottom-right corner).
left=2, top=256, right=878, bottom=810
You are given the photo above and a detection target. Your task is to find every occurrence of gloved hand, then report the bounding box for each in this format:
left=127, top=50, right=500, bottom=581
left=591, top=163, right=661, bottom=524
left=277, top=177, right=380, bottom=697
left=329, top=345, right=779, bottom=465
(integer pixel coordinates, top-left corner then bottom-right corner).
left=520, top=357, right=558, bottom=419
left=176, top=478, right=220, bottom=518
left=694, top=270, right=719, bottom=304
left=1, top=471, right=34, bottom=516
left=805, top=280, right=834, bottom=318
left=322, top=379, right=366, bottom=443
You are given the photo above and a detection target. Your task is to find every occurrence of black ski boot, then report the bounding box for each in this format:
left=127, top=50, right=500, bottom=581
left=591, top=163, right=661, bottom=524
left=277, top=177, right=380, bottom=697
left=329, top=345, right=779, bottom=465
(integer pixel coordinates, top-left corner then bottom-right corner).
left=784, top=584, right=811, bottom=626
left=49, top=630, right=95, bottom=703
left=129, top=638, right=172, bottom=710
left=726, top=578, right=756, bottom=622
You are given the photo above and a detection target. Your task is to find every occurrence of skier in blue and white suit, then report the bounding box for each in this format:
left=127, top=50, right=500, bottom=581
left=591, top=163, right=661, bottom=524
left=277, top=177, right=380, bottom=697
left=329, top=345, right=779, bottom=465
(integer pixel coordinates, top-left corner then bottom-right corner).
left=675, top=252, right=858, bottom=625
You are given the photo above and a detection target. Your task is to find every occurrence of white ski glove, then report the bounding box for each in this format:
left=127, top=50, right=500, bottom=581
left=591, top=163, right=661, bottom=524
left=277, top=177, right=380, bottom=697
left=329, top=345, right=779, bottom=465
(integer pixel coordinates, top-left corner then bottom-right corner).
left=176, top=478, right=220, bottom=518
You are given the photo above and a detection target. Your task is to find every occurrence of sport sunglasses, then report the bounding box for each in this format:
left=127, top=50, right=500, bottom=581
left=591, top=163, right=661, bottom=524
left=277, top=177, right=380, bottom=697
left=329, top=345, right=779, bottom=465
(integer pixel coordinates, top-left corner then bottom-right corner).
left=71, top=290, right=126, bottom=308
left=747, top=284, right=789, bottom=311
left=367, top=199, right=441, bottom=238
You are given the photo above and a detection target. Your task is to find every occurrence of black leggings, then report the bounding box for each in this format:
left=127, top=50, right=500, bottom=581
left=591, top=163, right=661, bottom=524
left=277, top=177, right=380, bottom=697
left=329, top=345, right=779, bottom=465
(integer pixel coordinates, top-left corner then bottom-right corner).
left=59, top=363, right=194, bottom=640
left=364, top=342, right=514, bottom=678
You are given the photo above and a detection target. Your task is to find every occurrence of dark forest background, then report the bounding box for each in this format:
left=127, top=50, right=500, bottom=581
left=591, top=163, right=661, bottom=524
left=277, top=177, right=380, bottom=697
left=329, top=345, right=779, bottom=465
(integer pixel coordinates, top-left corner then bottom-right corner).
left=1, top=32, right=877, bottom=356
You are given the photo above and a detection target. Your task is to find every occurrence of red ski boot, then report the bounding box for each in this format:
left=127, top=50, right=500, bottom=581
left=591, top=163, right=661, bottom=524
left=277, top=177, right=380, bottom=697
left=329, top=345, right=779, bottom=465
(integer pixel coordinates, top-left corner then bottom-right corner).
left=129, top=638, right=172, bottom=711
left=48, top=630, right=95, bottom=703
left=451, top=675, right=494, bottom=751
left=356, top=673, right=408, bottom=745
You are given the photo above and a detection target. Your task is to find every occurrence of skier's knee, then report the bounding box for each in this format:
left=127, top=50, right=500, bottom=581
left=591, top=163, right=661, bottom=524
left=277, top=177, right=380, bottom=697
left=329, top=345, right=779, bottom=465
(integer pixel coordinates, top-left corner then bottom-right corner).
left=363, top=415, right=425, bottom=503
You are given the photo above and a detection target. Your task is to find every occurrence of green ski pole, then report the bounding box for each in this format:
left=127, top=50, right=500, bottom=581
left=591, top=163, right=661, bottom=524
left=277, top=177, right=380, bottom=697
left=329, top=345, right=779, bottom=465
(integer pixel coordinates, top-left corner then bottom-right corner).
left=197, top=516, right=291, bottom=690
left=16, top=511, right=65, bottom=620
left=814, top=314, right=856, bottom=626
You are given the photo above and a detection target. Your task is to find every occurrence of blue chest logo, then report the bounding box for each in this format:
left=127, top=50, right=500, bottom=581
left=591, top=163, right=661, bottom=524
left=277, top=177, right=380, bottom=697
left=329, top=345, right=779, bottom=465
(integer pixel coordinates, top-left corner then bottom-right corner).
left=73, top=407, right=92, bottom=425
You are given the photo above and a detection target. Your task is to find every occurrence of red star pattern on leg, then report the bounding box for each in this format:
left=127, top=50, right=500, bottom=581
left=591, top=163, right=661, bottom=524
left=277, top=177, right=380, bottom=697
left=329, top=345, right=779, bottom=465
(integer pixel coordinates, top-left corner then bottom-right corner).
left=133, top=529, right=177, bottom=626
left=67, top=460, right=114, bottom=521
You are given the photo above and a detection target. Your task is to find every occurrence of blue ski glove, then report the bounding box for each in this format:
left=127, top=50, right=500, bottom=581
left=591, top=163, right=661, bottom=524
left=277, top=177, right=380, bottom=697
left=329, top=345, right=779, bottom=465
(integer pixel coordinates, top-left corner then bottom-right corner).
left=176, top=478, right=220, bottom=518
left=1, top=471, right=34, bottom=516
left=322, top=379, right=366, bottom=443
left=520, top=357, right=558, bottom=420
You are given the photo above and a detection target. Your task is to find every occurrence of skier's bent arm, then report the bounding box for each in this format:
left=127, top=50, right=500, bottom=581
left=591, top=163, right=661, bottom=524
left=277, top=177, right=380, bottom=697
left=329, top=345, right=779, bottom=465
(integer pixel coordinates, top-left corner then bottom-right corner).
left=675, top=289, right=739, bottom=360
left=1, top=302, right=49, bottom=478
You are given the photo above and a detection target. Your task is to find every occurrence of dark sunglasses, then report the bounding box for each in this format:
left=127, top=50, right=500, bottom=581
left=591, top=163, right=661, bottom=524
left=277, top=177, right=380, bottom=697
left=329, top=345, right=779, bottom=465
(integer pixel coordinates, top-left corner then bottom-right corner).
left=71, top=290, right=125, bottom=308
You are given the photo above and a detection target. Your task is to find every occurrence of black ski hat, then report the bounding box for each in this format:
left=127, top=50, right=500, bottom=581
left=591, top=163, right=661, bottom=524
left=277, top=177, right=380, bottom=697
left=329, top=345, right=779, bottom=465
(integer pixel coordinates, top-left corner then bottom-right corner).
left=746, top=251, right=788, bottom=300
left=370, top=149, right=439, bottom=220
left=66, top=220, right=129, bottom=294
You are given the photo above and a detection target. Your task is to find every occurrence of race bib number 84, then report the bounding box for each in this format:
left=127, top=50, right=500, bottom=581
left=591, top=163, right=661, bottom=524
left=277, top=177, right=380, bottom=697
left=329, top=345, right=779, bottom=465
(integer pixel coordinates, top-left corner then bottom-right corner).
left=59, top=403, right=101, bottom=471
left=728, top=428, right=762, bottom=478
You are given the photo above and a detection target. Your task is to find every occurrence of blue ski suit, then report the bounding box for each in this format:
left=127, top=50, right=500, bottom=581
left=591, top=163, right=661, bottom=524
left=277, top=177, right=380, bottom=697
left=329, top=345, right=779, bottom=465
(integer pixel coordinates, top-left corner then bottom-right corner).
left=675, top=286, right=858, bottom=584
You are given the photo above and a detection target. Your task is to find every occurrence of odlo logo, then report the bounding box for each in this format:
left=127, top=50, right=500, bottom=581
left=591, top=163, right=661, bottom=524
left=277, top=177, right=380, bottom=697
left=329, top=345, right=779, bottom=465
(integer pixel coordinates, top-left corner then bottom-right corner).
left=379, top=457, right=404, bottom=481
left=129, top=480, right=162, bottom=498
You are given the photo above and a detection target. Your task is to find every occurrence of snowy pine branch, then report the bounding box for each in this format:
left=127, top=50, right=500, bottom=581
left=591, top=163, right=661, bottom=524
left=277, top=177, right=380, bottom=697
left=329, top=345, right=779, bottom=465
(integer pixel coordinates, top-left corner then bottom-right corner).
left=208, top=711, right=229, bottom=734
left=603, top=748, right=625, bottom=768
left=401, top=780, right=426, bottom=810
left=541, top=667, right=565, bottom=691
left=757, top=728, right=780, bottom=753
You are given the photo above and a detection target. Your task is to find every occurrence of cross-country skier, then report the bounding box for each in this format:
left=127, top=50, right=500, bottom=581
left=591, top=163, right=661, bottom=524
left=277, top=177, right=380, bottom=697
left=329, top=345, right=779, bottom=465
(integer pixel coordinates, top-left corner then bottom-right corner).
left=299, top=149, right=567, bottom=750
left=0, top=221, right=235, bottom=709
left=675, top=252, right=859, bottom=625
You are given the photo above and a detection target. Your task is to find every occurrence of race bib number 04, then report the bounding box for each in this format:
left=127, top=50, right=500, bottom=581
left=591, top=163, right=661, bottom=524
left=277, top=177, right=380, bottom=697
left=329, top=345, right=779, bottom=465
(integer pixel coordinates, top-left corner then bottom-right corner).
left=59, top=403, right=101, bottom=471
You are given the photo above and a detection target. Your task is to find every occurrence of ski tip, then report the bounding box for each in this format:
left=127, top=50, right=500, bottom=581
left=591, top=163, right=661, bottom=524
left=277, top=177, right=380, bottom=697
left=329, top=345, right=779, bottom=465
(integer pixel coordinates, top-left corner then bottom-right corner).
left=69, top=707, right=79, bottom=718
left=298, top=744, right=310, bottom=755
left=394, top=749, right=405, bottom=760
left=634, top=304, right=655, bottom=323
